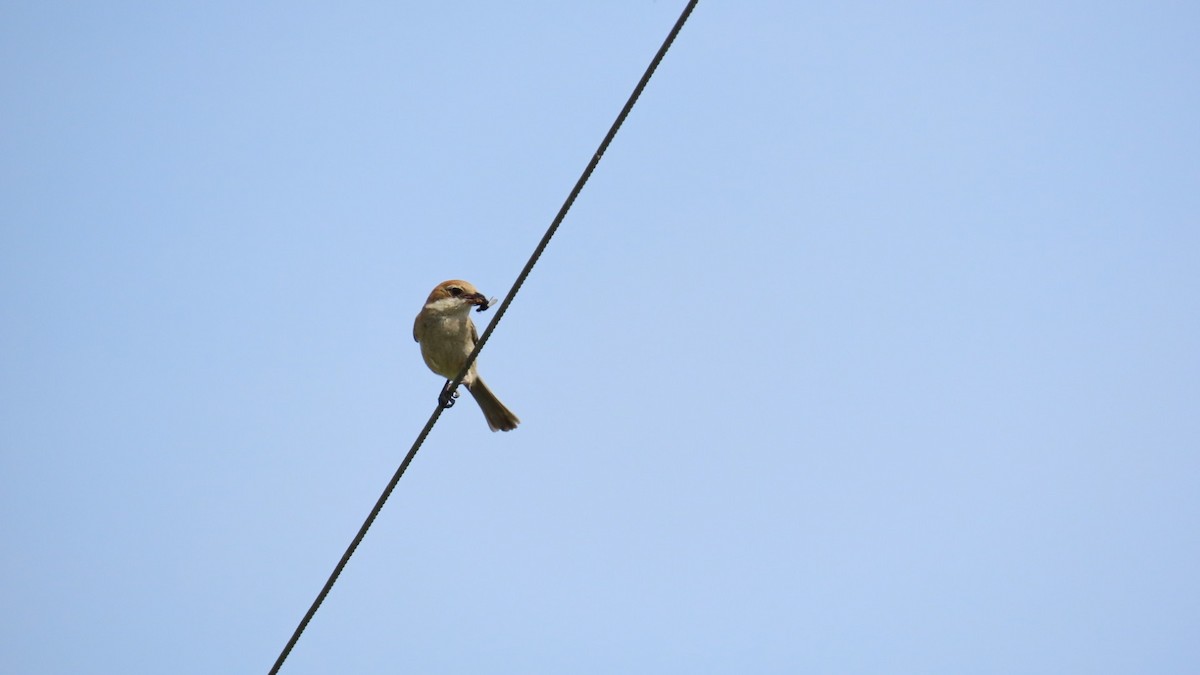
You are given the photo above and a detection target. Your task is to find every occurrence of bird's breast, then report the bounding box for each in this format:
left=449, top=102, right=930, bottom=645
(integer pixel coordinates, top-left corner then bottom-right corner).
left=416, top=311, right=475, bottom=379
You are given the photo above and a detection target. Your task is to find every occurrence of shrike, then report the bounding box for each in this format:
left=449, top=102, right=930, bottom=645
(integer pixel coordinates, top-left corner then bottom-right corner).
left=413, top=280, right=520, bottom=432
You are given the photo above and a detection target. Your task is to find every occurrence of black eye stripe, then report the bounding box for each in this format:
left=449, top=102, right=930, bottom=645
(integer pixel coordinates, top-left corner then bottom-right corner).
left=449, top=287, right=463, bottom=297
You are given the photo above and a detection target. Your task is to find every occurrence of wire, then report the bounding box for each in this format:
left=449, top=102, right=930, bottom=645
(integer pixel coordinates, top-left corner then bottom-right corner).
left=268, top=2, right=698, bottom=672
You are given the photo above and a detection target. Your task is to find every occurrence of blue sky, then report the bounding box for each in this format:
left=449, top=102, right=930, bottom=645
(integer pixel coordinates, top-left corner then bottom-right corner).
left=3, top=2, right=1198, bottom=673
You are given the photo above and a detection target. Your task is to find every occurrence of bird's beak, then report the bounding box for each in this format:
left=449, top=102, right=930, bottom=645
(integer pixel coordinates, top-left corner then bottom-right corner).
left=468, top=292, right=490, bottom=311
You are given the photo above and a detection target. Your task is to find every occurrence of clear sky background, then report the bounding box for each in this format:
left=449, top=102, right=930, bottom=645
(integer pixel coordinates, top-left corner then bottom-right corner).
left=3, top=2, right=1198, bottom=673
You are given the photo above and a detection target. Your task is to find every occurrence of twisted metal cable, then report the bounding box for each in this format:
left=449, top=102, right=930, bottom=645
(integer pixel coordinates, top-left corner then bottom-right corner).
left=269, top=2, right=698, bottom=671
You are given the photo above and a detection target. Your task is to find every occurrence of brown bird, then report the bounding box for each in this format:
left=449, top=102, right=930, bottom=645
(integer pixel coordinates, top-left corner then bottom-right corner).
left=413, top=280, right=520, bottom=432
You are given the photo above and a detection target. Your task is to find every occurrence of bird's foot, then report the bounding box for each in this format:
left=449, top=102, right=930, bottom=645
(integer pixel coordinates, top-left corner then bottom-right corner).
left=438, top=383, right=460, bottom=409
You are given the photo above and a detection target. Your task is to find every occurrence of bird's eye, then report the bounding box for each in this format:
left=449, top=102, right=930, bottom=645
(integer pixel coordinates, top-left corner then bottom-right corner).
left=448, top=287, right=463, bottom=297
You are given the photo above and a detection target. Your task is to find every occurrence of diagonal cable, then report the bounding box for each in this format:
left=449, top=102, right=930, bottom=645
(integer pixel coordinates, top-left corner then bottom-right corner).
left=268, top=2, right=697, bottom=672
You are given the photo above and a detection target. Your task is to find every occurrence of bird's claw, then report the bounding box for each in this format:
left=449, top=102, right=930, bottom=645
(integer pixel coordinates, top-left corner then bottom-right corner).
left=438, top=384, right=460, bottom=409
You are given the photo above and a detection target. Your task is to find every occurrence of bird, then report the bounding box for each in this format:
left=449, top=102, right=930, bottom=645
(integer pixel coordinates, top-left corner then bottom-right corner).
left=413, top=279, right=520, bottom=432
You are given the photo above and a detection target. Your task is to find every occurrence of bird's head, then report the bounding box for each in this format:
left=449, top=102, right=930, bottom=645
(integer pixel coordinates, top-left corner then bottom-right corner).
left=426, top=280, right=490, bottom=312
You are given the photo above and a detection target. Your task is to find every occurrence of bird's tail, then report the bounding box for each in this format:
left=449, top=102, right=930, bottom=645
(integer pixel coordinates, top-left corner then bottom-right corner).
left=466, top=377, right=520, bottom=432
